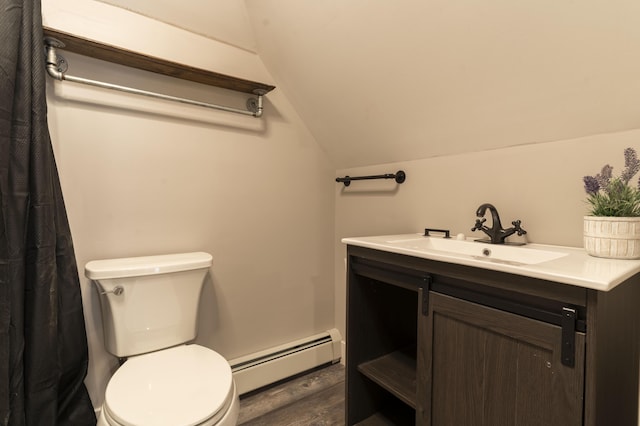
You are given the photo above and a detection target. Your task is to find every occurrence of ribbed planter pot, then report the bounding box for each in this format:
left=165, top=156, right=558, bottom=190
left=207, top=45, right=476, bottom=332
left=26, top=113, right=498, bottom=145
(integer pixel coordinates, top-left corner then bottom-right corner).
left=583, top=216, right=640, bottom=259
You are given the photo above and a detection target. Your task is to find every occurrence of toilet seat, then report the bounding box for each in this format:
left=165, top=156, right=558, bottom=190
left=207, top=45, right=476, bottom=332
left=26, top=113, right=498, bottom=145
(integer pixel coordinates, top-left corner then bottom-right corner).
left=104, top=344, right=234, bottom=426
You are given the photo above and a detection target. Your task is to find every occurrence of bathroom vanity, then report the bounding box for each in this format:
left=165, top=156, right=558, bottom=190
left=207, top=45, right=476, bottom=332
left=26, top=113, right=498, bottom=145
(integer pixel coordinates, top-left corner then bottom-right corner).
left=343, top=234, right=640, bottom=426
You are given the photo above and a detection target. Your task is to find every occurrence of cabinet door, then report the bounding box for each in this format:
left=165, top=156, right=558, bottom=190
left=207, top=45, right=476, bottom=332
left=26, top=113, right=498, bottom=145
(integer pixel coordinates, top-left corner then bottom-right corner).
left=418, top=292, right=585, bottom=426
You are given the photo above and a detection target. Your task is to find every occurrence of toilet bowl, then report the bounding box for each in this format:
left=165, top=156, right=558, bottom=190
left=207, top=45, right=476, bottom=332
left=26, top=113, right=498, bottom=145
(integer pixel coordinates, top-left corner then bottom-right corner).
left=97, top=345, right=239, bottom=426
left=85, top=252, right=239, bottom=426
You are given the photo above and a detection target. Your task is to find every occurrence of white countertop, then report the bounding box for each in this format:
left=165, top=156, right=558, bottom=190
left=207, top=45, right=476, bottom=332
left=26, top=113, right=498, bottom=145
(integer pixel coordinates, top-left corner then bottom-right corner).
left=342, top=234, right=640, bottom=291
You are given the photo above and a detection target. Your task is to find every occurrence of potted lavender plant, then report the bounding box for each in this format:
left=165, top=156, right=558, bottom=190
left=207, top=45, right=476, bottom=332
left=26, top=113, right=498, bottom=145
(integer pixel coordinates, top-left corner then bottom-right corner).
left=583, top=147, right=640, bottom=259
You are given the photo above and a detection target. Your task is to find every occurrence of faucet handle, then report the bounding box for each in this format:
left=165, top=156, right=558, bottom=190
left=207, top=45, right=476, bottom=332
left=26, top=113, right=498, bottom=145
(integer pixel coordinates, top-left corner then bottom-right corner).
left=512, top=220, right=527, bottom=236
left=471, top=218, right=486, bottom=232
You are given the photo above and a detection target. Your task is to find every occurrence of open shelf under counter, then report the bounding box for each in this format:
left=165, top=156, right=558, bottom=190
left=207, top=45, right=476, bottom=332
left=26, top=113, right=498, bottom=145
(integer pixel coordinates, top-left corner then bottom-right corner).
left=357, top=348, right=417, bottom=409
left=355, top=412, right=415, bottom=426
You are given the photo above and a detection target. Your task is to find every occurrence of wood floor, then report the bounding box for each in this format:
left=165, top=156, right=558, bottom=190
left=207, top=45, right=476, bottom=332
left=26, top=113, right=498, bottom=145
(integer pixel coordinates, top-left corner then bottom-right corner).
left=238, top=363, right=345, bottom=426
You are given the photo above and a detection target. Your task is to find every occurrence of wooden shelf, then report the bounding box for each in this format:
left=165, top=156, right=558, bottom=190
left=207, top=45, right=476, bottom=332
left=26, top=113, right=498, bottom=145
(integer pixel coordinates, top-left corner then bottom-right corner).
left=356, top=409, right=418, bottom=426
left=357, top=348, right=417, bottom=409
left=355, top=412, right=406, bottom=426
left=43, top=27, right=275, bottom=95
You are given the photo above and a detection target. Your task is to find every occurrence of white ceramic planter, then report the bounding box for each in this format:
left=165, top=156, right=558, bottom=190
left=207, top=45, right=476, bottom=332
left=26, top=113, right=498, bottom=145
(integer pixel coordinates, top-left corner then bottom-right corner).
left=583, top=216, right=640, bottom=259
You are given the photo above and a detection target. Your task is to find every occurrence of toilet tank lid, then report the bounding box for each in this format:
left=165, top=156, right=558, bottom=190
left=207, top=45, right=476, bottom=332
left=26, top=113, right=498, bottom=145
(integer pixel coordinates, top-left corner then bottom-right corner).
left=85, top=252, right=212, bottom=280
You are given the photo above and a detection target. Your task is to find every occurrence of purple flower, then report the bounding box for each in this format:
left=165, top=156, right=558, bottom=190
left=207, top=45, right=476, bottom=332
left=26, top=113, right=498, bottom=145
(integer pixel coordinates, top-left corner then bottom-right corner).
left=594, top=165, right=613, bottom=190
left=583, top=148, right=640, bottom=216
left=583, top=175, right=600, bottom=195
left=624, top=147, right=638, bottom=167
left=621, top=147, right=640, bottom=184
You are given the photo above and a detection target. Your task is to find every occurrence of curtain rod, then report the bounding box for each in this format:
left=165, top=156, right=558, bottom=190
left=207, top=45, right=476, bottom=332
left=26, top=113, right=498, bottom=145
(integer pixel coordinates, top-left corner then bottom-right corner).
left=44, top=37, right=265, bottom=118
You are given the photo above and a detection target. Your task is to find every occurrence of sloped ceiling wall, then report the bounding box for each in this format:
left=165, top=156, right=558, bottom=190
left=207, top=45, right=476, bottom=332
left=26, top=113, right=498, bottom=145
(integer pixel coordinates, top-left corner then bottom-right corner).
left=97, top=0, right=258, bottom=52
left=99, top=0, right=640, bottom=168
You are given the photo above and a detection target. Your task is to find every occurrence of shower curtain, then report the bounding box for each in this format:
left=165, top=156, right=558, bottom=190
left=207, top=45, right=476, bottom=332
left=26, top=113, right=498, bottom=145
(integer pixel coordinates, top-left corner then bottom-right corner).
left=0, top=0, right=96, bottom=424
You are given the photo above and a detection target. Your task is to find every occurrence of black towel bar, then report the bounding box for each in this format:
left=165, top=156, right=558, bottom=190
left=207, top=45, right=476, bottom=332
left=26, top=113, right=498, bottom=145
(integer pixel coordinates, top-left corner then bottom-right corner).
left=336, top=170, right=406, bottom=187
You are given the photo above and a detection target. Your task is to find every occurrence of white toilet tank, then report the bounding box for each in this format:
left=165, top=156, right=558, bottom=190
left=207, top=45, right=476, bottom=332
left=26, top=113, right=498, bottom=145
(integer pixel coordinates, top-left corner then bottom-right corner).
left=85, top=252, right=213, bottom=357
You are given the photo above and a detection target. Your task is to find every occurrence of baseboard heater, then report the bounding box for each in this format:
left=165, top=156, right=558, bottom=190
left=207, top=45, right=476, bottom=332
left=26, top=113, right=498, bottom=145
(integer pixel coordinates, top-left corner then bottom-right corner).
left=229, top=328, right=342, bottom=395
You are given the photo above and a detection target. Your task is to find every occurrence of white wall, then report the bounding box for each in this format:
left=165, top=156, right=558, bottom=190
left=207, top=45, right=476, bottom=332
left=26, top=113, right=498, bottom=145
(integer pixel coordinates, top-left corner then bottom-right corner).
left=97, top=0, right=258, bottom=52
left=43, top=0, right=335, bottom=408
left=247, top=0, right=640, bottom=168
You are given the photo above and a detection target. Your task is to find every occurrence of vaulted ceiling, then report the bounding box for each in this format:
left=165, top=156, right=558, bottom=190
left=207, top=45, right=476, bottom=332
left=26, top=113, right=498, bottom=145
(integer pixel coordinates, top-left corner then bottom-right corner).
left=98, top=0, right=640, bottom=168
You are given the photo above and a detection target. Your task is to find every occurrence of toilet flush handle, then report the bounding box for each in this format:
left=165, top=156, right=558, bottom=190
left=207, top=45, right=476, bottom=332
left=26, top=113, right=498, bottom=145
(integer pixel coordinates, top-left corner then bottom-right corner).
left=100, top=286, right=124, bottom=296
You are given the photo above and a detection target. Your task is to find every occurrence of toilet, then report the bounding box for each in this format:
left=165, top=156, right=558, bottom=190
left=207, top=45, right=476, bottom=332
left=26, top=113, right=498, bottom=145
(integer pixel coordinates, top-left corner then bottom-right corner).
left=85, top=252, right=239, bottom=426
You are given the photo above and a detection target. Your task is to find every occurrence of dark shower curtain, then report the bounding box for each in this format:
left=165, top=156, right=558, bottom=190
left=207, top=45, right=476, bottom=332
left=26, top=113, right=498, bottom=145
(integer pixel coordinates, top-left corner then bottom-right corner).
left=0, top=0, right=96, bottom=424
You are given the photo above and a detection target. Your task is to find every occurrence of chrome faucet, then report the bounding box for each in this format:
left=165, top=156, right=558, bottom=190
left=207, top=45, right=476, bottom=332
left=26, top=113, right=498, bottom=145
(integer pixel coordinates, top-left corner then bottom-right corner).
left=471, top=203, right=526, bottom=244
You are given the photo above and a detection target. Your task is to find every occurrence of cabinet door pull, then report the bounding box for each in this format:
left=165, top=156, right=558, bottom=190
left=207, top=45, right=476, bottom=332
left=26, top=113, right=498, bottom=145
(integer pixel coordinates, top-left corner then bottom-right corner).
left=561, top=307, right=576, bottom=367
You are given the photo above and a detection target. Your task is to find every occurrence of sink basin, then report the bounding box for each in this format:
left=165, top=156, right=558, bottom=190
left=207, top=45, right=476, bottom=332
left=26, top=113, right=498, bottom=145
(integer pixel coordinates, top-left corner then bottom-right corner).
left=374, top=236, right=568, bottom=266
left=342, top=233, right=640, bottom=291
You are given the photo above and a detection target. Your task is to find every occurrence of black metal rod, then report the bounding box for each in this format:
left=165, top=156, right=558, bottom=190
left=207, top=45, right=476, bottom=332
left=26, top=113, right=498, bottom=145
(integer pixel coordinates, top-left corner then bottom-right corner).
left=336, top=170, right=406, bottom=187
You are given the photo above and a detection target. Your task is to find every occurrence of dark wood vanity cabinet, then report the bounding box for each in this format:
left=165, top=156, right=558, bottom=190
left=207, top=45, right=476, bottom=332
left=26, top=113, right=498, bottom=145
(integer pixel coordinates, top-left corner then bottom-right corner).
left=420, top=292, right=584, bottom=426
left=345, top=245, right=640, bottom=426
